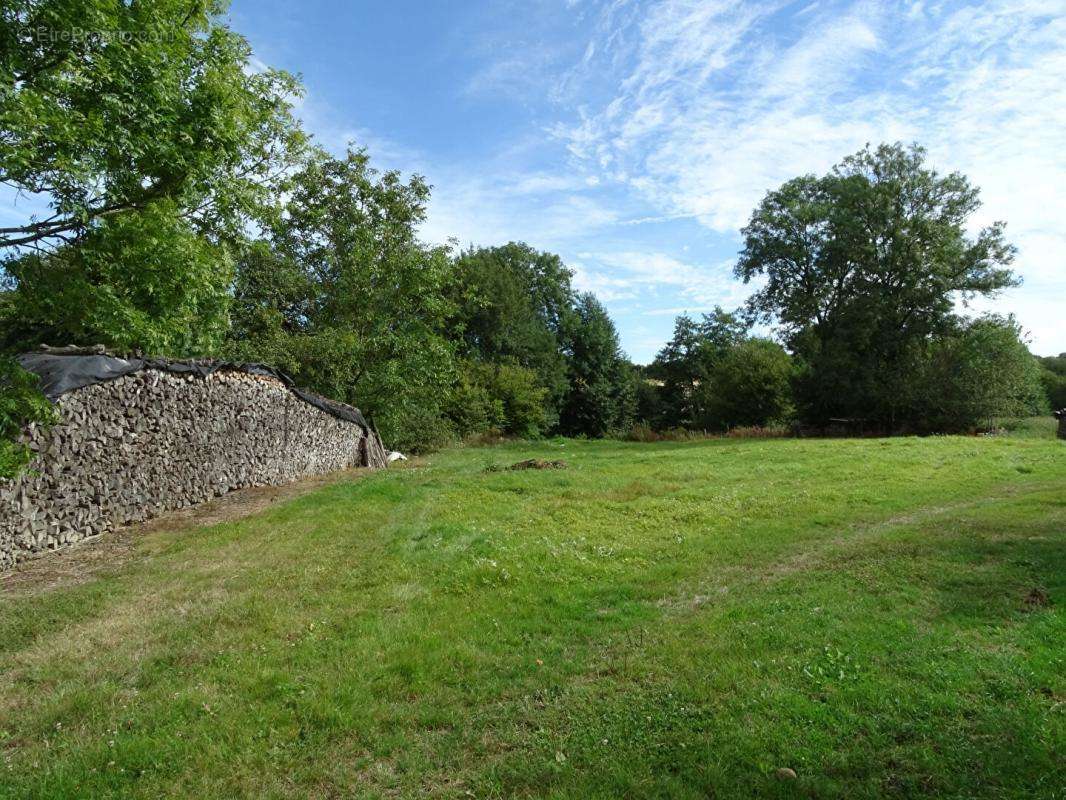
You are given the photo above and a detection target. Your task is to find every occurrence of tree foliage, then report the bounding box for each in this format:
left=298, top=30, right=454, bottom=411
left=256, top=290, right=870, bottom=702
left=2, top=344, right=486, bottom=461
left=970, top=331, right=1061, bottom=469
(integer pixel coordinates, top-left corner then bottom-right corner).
left=447, top=360, right=548, bottom=439
left=696, top=338, right=794, bottom=430
left=449, top=243, right=574, bottom=426
left=649, top=308, right=747, bottom=428
left=643, top=312, right=794, bottom=433
left=225, top=147, right=457, bottom=450
left=2, top=200, right=232, bottom=354
left=736, top=143, right=1017, bottom=427
left=913, top=315, right=1047, bottom=431
left=0, top=0, right=305, bottom=252
left=1038, top=354, right=1066, bottom=411
left=559, top=293, right=635, bottom=437
left=0, top=355, right=56, bottom=478
left=0, top=0, right=303, bottom=357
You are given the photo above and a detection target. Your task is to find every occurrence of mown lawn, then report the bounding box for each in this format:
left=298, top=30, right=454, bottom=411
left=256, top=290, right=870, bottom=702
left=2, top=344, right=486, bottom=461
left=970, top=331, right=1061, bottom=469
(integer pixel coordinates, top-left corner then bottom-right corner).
left=1, top=434, right=1063, bottom=799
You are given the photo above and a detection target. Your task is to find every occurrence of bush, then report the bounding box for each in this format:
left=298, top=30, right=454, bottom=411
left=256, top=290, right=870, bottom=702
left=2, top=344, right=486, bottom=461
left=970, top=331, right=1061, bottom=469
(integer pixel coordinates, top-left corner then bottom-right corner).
left=378, top=406, right=457, bottom=455
left=992, top=416, right=1057, bottom=439
left=447, top=365, right=505, bottom=439
left=445, top=361, right=548, bottom=440
left=724, top=425, right=790, bottom=438
left=913, top=315, right=1047, bottom=432
left=634, top=377, right=665, bottom=428
left=0, top=357, right=57, bottom=479
left=619, top=422, right=790, bottom=442
left=695, top=338, right=795, bottom=430
left=490, top=363, right=551, bottom=438
left=1039, top=366, right=1066, bottom=411
left=622, top=422, right=662, bottom=442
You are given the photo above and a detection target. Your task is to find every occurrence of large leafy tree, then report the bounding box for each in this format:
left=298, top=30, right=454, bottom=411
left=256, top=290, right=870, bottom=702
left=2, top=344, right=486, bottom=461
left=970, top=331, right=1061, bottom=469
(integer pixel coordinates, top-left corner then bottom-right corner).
left=0, top=0, right=303, bottom=252
left=695, top=338, right=794, bottom=430
left=914, top=315, right=1047, bottom=431
left=650, top=308, right=747, bottom=428
left=0, top=0, right=304, bottom=355
left=559, top=293, right=635, bottom=437
left=226, top=147, right=457, bottom=451
left=450, top=242, right=574, bottom=426
left=736, top=143, right=1017, bottom=427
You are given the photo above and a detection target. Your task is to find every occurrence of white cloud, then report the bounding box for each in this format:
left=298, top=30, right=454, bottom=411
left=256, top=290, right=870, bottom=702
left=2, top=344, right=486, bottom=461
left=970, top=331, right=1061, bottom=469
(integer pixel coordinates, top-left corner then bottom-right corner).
left=464, top=53, right=556, bottom=99
left=571, top=251, right=752, bottom=307
left=420, top=174, right=621, bottom=249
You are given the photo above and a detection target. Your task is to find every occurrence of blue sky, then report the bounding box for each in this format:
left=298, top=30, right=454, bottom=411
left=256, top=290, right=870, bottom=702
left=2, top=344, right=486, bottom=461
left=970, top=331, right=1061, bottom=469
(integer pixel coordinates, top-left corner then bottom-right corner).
left=5, top=1, right=1062, bottom=362
left=226, top=0, right=1064, bottom=363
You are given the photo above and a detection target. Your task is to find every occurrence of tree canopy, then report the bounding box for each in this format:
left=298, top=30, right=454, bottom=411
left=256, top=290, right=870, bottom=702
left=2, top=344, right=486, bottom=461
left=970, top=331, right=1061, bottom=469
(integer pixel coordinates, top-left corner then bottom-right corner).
left=649, top=308, right=748, bottom=428
left=225, top=147, right=457, bottom=451
left=559, top=293, right=635, bottom=437
left=0, top=0, right=304, bottom=358
left=1, top=0, right=304, bottom=252
left=449, top=243, right=575, bottom=428
left=735, top=143, right=1018, bottom=427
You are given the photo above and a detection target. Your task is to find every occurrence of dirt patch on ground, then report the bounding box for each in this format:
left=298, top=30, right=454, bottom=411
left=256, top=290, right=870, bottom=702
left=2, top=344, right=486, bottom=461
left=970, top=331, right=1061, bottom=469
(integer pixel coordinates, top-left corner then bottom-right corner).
left=488, top=459, right=568, bottom=472
left=1023, top=586, right=1051, bottom=610
left=0, top=468, right=370, bottom=599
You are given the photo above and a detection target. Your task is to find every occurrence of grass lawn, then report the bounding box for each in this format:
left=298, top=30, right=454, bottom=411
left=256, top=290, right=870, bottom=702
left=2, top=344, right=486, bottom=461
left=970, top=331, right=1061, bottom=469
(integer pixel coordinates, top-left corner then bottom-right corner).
left=1, top=434, right=1064, bottom=798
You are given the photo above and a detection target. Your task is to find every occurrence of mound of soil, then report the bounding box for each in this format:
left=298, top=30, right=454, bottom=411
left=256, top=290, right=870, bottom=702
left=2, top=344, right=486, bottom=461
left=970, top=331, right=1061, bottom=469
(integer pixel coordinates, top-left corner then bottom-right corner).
left=487, top=459, right=568, bottom=472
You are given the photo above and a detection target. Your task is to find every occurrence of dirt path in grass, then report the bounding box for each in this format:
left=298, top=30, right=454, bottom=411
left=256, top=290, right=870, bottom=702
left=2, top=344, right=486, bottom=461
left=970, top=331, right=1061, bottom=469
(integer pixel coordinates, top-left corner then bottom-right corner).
left=0, top=467, right=372, bottom=599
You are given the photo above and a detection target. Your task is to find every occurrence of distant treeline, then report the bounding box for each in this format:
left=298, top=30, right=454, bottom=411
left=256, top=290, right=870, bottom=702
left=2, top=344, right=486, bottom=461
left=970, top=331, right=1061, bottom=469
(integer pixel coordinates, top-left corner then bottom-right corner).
left=0, top=2, right=1058, bottom=475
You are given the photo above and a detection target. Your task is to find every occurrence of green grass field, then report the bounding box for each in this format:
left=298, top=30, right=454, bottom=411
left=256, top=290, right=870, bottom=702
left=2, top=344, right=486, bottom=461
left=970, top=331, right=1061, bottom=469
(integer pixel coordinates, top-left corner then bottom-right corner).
left=2, top=434, right=1064, bottom=799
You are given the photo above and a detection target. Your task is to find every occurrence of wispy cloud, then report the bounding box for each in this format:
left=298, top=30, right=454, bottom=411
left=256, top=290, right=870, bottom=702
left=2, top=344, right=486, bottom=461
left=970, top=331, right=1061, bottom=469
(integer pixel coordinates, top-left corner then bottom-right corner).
left=420, top=173, right=622, bottom=249
left=572, top=251, right=750, bottom=307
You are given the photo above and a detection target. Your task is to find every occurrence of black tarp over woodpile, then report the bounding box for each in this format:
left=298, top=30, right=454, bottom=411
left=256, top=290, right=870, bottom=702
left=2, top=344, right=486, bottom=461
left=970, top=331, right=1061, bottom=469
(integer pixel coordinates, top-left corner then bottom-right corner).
left=17, top=348, right=371, bottom=433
